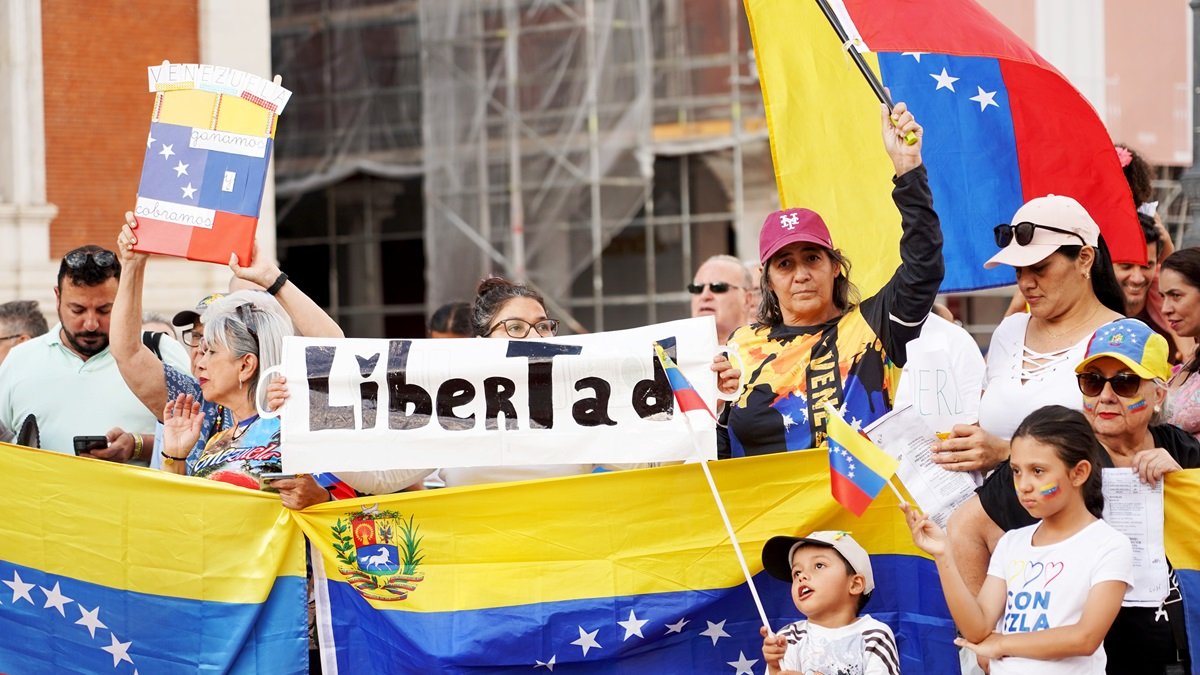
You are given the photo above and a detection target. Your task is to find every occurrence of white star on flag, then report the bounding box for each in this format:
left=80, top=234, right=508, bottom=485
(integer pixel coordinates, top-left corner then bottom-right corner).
left=534, top=655, right=556, bottom=671
left=76, top=605, right=107, bottom=639
left=929, top=67, right=959, bottom=92
left=158, top=143, right=175, bottom=160
left=727, top=651, right=759, bottom=675
left=40, top=581, right=73, bottom=617
left=570, top=626, right=602, bottom=657
left=664, top=617, right=689, bottom=634
left=699, top=619, right=730, bottom=645
left=781, top=413, right=795, bottom=430
left=800, top=407, right=809, bottom=423
left=146, top=133, right=156, bottom=149
left=3, top=570, right=35, bottom=604
left=617, top=609, right=648, bottom=640
left=850, top=417, right=862, bottom=432
left=173, top=160, right=190, bottom=177
left=101, top=633, right=134, bottom=667
left=181, top=183, right=197, bottom=200
left=969, top=86, right=999, bottom=111
left=902, top=51, right=926, bottom=62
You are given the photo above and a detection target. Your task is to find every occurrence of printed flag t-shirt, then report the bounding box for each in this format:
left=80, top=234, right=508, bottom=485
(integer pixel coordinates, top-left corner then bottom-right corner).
left=192, top=414, right=280, bottom=490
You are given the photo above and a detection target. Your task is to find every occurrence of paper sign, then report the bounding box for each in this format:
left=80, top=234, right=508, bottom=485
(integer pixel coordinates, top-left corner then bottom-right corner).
left=132, top=61, right=289, bottom=265
left=1102, top=468, right=1169, bottom=606
left=274, top=318, right=720, bottom=474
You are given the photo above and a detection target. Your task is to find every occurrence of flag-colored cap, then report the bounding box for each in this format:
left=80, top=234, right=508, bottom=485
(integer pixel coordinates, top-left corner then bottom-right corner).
left=172, top=292, right=226, bottom=327
left=1076, top=318, right=1172, bottom=382
left=759, top=208, right=834, bottom=264
left=761, top=530, right=875, bottom=595
left=985, top=195, right=1101, bottom=269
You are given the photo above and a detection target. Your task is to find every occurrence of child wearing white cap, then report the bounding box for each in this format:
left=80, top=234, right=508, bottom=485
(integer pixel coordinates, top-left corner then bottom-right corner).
left=760, top=531, right=900, bottom=675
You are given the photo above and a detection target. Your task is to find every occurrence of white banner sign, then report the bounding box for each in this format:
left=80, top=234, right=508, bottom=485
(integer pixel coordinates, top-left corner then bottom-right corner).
left=273, top=318, right=720, bottom=473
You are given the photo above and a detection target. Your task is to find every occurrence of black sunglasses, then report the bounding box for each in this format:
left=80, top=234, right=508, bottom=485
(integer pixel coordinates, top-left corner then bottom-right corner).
left=64, top=250, right=116, bottom=269
left=1076, top=372, right=1144, bottom=398
left=236, top=303, right=260, bottom=351
left=994, top=222, right=1086, bottom=249
left=687, top=282, right=742, bottom=295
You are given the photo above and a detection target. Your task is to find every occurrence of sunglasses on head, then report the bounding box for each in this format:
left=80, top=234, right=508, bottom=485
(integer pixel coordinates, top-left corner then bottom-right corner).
left=64, top=250, right=116, bottom=269
left=1076, top=371, right=1144, bottom=398
left=994, top=222, right=1087, bottom=248
left=687, top=282, right=742, bottom=295
left=235, top=303, right=260, bottom=351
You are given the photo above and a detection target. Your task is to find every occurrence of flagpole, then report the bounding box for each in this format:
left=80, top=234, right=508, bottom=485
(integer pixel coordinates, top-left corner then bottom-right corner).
left=886, top=477, right=907, bottom=505
left=687, top=424, right=775, bottom=635
left=812, top=0, right=917, bottom=145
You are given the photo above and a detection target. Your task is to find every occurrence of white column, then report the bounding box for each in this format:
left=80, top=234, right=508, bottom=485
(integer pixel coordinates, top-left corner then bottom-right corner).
left=199, top=0, right=277, bottom=264
left=0, top=0, right=57, bottom=300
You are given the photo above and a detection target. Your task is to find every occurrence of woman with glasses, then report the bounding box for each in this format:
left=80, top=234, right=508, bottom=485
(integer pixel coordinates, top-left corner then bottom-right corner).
left=435, top=276, right=634, bottom=487
left=932, top=195, right=1126, bottom=474
left=714, top=102, right=940, bottom=457
left=952, top=319, right=1197, bottom=673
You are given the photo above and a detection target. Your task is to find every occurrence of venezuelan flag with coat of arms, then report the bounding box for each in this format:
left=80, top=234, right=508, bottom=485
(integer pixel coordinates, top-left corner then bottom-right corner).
left=294, top=451, right=957, bottom=673
left=0, top=443, right=308, bottom=674
left=745, top=0, right=1143, bottom=295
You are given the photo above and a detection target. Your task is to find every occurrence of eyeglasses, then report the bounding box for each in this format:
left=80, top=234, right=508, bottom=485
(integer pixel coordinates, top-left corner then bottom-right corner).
left=63, top=250, right=117, bottom=269
left=181, top=328, right=203, bottom=348
left=235, top=303, right=260, bottom=351
left=687, top=282, right=742, bottom=295
left=994, top=222, right=1086, bottom=248
left=489, top=318, right=559, bottom=338
left=0, top=334, right=24, bottom=342
left=1076, top=371, right=1144, bottom=398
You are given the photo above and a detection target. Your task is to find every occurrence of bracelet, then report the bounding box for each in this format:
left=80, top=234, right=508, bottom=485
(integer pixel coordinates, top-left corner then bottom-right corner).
left=131, top=433, right=144, bottom=461
left=266, top=272, right=289, bottom=296
left=161, top=451, right=188, bottom=463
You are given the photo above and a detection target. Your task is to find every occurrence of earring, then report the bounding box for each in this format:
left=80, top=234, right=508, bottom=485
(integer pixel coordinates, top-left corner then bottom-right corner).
left=238, top=379, right=244, bottom=392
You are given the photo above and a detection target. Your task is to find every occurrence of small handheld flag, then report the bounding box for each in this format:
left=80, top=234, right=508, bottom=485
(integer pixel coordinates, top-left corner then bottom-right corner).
left=653, top=342, right=717, bottom=420
left=822, top=403, right=900, bottom=517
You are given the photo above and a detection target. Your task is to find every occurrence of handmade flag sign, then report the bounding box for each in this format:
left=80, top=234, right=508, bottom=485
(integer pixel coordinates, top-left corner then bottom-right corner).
left=295, top=450, right=957, bottom=673
left=745, top=0, right=1142, bottom=294
left=270, top=318, right=719, bottom=474
left=823, top=403, right=901, bottom=517
left=133, top=61, right=291, bottom=264
left=0, top=443, right=308, bottom=674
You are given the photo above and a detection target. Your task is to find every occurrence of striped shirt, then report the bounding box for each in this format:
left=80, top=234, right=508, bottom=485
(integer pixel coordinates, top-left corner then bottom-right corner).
left=778, top=615, right=900, bottom=675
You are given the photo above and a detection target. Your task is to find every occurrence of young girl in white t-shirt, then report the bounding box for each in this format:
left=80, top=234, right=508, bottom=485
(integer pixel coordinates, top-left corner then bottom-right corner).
left=905, top=405, right=1132, bottom=674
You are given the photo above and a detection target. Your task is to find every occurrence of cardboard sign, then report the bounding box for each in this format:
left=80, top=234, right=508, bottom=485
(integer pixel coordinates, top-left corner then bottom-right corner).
left=132, top=61, right=291, bottom=265
left=271, top=318, right=720, bottom=473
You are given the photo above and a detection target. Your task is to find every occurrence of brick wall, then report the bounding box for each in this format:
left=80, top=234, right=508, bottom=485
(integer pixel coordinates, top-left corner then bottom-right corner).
left=41, top=0, right=199, bottom=257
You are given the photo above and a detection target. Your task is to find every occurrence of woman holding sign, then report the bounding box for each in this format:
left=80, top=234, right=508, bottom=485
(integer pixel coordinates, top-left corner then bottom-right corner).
left=715, top=102, right=942, bottom=456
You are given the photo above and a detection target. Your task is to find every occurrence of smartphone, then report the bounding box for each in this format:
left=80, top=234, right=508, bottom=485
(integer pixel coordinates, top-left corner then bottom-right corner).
left=73, top=435, right=108, bottom=456
left=259, top=472, right=297, bottom=482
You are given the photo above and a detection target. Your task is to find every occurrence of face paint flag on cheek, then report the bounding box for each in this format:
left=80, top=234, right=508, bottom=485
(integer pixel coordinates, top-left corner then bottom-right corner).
left=1039, top=482, right=1060, bottom=498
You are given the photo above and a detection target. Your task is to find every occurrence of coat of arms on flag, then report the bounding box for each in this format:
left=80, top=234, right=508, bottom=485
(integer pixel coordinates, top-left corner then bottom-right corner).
left=132, top=61, right=291, bottom=264
left=331, top=506, right=425, bottom=602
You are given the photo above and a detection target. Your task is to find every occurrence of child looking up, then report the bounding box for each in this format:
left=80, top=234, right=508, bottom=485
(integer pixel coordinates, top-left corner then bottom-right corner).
left=759, top=530, right=900, bottom=675
left=905, top=405, right=1132, bottom=673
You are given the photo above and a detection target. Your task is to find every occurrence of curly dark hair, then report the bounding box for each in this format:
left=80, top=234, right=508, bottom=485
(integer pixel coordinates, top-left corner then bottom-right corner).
left=57, top=245, right=120, bottom=289
left=1011, top=405, right=1106, bottom=519
left=1162, top=248, right=1200, bottom=373
left=428, top=301, right=473, bottom=337
left=1117, top=143, right=1154, bottom=206
left=470, top=276, right=546, bottom=337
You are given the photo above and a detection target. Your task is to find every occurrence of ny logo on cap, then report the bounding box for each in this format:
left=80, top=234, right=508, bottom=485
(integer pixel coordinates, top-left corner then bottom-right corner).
left=780, top=212, right=799, bottom=230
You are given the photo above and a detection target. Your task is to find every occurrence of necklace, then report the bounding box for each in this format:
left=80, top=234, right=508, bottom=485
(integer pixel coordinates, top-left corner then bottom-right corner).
left=1035, top=303, right=1102, bottom=342
left=230, top=414, right=259, bottom=442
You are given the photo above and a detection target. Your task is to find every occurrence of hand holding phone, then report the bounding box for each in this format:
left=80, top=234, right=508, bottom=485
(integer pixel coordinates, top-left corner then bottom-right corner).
left=259, top=472, right=298, bottom=482
left=73, top=435, right=109, bottom=456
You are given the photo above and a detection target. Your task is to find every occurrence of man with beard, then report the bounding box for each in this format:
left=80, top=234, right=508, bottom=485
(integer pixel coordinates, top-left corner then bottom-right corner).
left=0, top=245, right=189, bottom=459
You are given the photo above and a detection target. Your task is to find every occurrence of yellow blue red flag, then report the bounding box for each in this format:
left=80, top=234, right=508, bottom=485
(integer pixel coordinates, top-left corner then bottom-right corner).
left=1164, top=469, right=1200, bottom=666
left=654, top=341, right=717, bottom=421
left=0, top=443, right=308, bottom=673
left=823, top=403, right=901, bottom=516
left=294, top=451, right=956, bottom=673
left=745, top=0, right=1142, bottom=295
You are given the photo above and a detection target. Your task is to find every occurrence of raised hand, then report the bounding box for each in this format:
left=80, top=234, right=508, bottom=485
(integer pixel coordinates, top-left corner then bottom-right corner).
left=162, top=393, right=203, bottom=459
left=902, top=502, right=948, bottom=557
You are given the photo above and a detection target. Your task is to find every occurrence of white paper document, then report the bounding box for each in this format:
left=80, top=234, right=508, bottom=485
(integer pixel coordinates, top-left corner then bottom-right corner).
left=863, top=405, right=978, bottom=529
left=1101, top=468, right=1168, bottom=606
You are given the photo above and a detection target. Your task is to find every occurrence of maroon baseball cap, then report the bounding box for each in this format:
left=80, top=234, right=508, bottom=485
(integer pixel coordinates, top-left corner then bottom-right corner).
left=759, top=208, right=834, bottom=264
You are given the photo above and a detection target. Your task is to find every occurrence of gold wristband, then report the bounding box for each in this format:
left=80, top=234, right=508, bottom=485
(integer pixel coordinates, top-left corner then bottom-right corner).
left=131, top=433, right=144, bottom=461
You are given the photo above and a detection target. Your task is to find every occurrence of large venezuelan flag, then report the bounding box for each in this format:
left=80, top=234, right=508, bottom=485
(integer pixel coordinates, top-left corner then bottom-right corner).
left=1164, top=469, right=1200, bottom=667
left=0, top=443, right=308, bottom=674
left=746, top=0, right=1142, bottom=295
left=296, top=451, right=957, bottom=673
